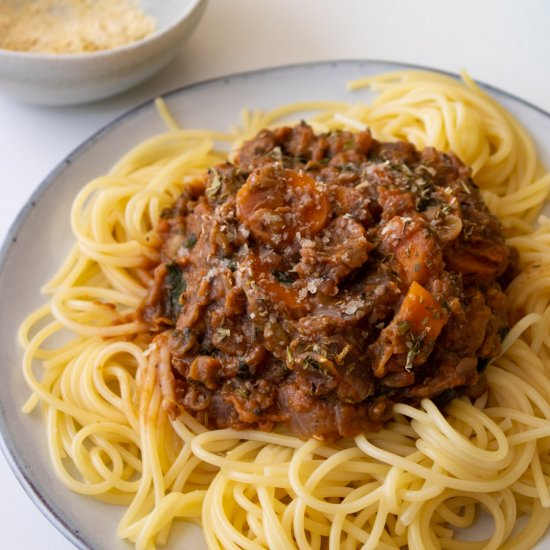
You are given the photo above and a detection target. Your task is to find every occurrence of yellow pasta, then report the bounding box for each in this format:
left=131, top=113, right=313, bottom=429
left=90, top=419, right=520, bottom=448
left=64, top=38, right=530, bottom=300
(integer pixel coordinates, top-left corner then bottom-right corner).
left=21, top=70, right=550, bottom=549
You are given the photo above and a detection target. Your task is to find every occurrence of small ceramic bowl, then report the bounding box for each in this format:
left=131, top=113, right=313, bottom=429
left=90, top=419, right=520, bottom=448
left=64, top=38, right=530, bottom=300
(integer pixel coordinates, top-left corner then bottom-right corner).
left=0, top=0, right=207, bottom=105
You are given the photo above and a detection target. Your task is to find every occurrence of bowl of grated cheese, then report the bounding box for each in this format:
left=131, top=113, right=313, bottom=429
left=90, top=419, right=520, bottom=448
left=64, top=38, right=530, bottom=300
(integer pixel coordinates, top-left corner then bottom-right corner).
left=0, top=0, right=207, bottom=105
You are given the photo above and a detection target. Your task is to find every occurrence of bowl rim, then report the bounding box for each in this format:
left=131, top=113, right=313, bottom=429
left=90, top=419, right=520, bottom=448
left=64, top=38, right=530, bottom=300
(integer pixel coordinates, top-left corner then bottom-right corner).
left=0, top=0, right=206, bottom=60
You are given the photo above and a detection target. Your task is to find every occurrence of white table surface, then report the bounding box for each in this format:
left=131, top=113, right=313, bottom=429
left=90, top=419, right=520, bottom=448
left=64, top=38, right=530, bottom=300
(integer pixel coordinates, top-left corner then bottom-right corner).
left=1, top=1, right=549, bottom=548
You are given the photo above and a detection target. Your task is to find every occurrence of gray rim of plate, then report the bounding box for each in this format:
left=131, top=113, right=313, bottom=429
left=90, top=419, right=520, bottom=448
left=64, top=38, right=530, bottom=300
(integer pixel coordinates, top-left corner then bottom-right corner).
left=1, top=59, right=549, bottom=550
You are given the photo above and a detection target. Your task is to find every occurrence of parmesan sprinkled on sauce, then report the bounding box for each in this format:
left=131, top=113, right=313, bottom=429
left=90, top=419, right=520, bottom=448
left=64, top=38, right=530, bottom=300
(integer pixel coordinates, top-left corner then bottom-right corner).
left=343, top=299, right=363, bottom=316
left=0, top=0, right=156, bottom=54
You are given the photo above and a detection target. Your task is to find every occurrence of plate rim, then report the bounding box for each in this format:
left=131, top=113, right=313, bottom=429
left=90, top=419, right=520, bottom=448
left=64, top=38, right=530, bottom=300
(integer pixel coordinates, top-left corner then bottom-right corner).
left=1, top=58, right=550, bottom=550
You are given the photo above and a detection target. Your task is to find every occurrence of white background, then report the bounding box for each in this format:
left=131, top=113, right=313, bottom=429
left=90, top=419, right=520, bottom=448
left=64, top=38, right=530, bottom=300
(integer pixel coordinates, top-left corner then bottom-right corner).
left=1, top=0, right=549, bottom=548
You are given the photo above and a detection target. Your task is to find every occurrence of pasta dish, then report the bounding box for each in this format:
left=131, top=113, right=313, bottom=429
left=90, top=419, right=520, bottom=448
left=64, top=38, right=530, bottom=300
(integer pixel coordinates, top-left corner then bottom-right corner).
left=20, top=70, right=550, bottom=549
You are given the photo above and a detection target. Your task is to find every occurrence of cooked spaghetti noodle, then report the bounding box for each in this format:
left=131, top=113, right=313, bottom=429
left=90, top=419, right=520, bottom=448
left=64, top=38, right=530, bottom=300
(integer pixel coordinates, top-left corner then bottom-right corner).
left=20, top=71, right=550, bottom=549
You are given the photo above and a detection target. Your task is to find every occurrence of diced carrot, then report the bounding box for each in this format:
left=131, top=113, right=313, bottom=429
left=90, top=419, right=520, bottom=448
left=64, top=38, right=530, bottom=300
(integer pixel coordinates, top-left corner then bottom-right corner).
left=379, top=215, right=441, bottom=287
left=393, top=228, right=431, bottom=285
left=397, top=281, right=445, bottom=342
left=371, top=281, right=446, bottom=377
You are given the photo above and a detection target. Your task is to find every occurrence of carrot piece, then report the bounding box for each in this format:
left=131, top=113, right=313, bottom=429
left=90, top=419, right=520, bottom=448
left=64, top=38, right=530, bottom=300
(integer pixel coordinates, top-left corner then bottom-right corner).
left=236, top=166, right=329, bottom=248
left=393, top=229, right=432, bottom=285
left=244, top=253, right=307, bottom=318
left=285, top=169, right=329, bottom=235
left=378, top=215, right=441, bottom=287
left=445, top=242, right=509, bottom=278
left=397, top=281, right=445, bottom=342
left=370, top=281, right=446, bottom=377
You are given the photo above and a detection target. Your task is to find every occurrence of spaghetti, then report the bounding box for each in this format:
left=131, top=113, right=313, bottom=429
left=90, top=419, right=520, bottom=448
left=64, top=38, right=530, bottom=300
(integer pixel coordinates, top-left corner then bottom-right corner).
left=20, top=70, right=550, bottom=549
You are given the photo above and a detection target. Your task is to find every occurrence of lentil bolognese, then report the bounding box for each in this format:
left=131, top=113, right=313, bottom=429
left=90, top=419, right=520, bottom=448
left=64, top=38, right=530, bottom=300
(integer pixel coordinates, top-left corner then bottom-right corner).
left=140, top=123, right=514, bottom=441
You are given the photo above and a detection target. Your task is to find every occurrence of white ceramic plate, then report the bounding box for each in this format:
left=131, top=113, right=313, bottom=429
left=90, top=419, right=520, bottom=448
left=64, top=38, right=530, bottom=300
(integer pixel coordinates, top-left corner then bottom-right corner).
left=1, top=61, right=550, bottom=550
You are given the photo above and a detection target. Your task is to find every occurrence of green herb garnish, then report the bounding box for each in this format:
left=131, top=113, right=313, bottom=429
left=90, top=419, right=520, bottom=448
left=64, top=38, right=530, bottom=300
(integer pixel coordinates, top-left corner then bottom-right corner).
left=273, top=270, right=296, bottom=284
left=404, top=335, right=422, bottom=372
left=185, top=234, right=197, bottom=248
left=165, top=262, right=186, bottom=320
left=303, top=356, right=321, bottom=371
left=397, top=320, right=410, bottom=335
left=286, top=347, right=294, bottom=364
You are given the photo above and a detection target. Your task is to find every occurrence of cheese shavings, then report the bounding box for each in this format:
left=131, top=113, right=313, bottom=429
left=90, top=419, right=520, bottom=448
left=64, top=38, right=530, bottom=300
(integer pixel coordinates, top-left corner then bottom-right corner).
left=0, top=0, right=156, bottom=54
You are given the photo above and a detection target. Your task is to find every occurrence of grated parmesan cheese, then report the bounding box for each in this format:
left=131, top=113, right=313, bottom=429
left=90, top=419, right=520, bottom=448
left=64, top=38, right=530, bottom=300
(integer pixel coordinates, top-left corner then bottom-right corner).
left=343, top=299, right=363, bottom=316
left=0, top=0, right=156, bottom=54
left=298, top=287, right=308, bottom=301
left=306, top=278, right=323, bottom=294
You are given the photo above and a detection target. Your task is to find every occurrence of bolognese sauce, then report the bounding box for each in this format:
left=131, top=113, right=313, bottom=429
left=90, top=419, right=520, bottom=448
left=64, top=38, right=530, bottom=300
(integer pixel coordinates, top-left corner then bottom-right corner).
left=139, top=123, right=515, bottom=441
